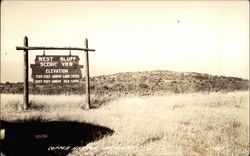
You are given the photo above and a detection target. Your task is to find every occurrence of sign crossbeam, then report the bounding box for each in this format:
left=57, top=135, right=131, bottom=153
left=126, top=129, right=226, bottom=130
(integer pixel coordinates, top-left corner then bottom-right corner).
left=16, top=46, right=95, bottom=52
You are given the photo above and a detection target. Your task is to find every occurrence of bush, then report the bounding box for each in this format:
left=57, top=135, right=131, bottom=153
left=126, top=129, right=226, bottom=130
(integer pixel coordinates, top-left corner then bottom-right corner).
left=1, top=70, right=248, bottom=95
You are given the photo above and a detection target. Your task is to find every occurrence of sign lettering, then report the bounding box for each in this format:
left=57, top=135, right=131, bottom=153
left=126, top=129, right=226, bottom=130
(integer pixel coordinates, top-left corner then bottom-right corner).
left=31, top=55, right=83, bottom=84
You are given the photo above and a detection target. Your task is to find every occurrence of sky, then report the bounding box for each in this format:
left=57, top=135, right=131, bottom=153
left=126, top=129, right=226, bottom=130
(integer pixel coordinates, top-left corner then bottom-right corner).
left=1, top=1, right=249, bottom=82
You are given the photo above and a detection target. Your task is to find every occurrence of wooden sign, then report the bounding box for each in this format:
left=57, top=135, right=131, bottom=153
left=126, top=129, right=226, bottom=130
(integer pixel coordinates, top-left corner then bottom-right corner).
left=17, top=37, right=95, bottom=110
left=30, top=55, right=83, bottom=84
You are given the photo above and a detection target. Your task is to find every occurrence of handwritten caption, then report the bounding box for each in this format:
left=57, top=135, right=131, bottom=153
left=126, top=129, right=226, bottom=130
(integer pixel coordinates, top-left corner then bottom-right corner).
left=48, top=145, right=136, bottom=151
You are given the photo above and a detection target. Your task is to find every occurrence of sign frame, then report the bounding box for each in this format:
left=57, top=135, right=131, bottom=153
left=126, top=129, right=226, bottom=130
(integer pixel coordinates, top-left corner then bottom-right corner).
left=16, top=36, right=95, bottom=110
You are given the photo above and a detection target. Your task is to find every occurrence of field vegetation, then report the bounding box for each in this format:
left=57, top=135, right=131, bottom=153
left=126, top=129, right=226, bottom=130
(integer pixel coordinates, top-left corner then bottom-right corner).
left=0, top=70, right=248, bottom=95
left=1, top=70, right=249, bottom=155
left=1, top=91, right=249, bottom=155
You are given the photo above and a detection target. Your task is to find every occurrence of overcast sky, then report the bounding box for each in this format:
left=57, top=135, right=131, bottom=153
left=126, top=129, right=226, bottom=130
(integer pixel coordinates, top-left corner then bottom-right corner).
left=1, top=1, right=249, bottom=82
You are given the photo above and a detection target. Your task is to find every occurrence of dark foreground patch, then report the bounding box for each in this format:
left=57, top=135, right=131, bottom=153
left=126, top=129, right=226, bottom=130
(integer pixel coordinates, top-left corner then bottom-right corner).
left=0, top=120, right=114, bottom=156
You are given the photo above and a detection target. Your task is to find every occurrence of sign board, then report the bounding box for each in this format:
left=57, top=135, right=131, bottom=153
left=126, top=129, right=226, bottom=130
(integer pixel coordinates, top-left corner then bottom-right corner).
left=30, top=55, right=83, bottom=84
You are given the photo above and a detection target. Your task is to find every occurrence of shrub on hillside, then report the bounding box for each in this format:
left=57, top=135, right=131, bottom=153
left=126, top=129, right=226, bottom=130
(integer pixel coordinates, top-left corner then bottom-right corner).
left=1, top=70, right=248, bottom=95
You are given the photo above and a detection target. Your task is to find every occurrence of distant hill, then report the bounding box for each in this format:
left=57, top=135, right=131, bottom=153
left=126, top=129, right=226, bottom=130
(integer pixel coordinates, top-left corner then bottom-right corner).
left=0, top=70, right=249, bottom=95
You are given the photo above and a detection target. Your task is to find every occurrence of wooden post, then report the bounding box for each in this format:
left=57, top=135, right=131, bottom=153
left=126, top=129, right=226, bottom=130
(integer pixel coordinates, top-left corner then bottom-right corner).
left=84, top=38, right=90, bottom=110
left=23, top=36, right=29, bottom=109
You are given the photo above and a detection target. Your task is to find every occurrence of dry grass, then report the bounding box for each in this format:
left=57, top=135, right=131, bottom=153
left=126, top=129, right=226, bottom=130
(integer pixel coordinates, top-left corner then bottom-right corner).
left=1, top=91, right=249, bottom=155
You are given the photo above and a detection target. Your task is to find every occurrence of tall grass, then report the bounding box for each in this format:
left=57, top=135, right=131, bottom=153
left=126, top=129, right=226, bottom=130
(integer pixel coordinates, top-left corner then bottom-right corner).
left=69, top=91, right=249, bottom=156
left=1, top=91, right=249, bottom=155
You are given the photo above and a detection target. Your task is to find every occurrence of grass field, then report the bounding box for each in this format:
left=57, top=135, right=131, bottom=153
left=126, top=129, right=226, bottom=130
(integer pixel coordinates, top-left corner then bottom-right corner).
left=1, top=91, right=249, bottom=155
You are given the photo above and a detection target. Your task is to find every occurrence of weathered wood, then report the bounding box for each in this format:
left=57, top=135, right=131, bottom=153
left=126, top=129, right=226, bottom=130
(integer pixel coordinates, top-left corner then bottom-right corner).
left=23, top=36, right=29, bottom=109
left=16, top=37, right=96, bottom=110
left=30, top=55, right=83, bottom=84
left=16, top=46, right=95, bottom=52
left=84, top=38, right=90, bottom=110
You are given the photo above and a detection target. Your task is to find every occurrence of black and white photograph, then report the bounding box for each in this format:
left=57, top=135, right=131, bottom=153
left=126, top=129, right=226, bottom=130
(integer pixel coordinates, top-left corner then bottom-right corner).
left=0, top=1, right=249, bottom=156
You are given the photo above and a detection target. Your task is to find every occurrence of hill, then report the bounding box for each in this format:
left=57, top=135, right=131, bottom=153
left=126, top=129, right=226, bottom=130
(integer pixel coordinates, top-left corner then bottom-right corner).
left=0, top=70, right=249, bottom=95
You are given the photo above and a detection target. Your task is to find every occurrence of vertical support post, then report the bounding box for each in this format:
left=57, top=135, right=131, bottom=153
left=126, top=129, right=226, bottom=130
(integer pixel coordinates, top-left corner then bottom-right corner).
left=84, top=38, right=90, bottom=110
left=23, top=36, right=29, bottom=109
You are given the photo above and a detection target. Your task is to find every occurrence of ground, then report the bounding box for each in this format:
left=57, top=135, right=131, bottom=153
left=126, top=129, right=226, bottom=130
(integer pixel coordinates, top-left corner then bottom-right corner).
left=1, top=91, right=249, bottom=155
